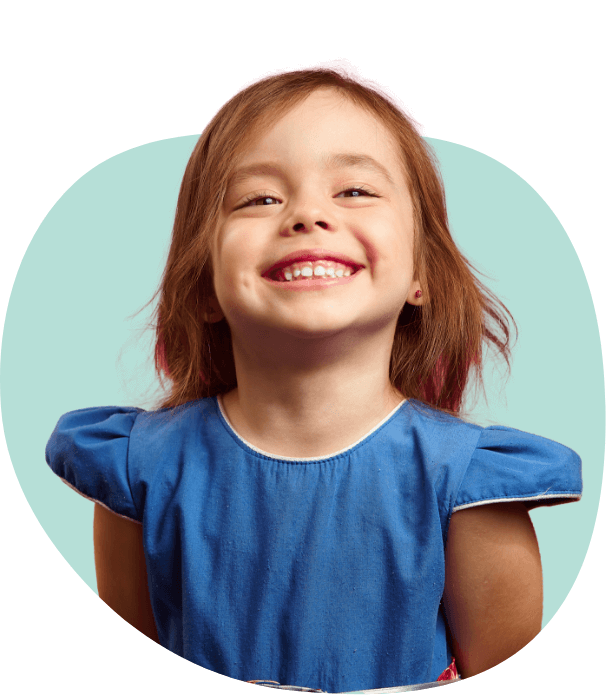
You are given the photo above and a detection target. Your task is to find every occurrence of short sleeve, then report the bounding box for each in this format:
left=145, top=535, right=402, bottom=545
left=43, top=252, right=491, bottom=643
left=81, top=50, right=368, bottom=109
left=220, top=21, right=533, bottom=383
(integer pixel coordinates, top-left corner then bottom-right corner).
left=45, top=406, right=144, bottom=522
left=453, top=426, right=582, bottom=512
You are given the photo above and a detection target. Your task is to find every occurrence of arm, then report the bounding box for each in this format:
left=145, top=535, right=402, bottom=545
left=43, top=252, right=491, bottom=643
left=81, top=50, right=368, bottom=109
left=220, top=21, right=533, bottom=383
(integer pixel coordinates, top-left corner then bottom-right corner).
left=443, top=502, right=542, bottom=678
left=93, top=503, right=160, bottom=643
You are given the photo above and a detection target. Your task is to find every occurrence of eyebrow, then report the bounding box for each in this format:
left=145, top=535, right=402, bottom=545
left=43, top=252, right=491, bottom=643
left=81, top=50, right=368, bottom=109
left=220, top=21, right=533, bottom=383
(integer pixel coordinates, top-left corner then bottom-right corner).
left=228, top=152, right=395, bottom=188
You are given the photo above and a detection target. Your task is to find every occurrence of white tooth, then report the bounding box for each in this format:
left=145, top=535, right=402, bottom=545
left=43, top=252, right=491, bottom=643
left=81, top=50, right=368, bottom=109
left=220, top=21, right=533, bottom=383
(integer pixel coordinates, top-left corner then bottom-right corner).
left=282, top=265, right=353, bottom=282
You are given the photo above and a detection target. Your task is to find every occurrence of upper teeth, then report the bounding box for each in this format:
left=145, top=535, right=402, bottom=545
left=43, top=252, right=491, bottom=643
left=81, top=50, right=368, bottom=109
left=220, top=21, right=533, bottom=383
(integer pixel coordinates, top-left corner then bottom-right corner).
left=273, top=261, right=354, bottom=282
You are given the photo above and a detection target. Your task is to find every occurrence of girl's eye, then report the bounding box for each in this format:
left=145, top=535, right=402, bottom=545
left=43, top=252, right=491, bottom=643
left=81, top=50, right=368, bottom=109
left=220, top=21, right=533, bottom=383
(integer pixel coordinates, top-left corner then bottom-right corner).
left=240, top=186, right=379, bottom=207
left=240, top=194, right=277, bottom=207
left=339, top=186, right=379, bottom=198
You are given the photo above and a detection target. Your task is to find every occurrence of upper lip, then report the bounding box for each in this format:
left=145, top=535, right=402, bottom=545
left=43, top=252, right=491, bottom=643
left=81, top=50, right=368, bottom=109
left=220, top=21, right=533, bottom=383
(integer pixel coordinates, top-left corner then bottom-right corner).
left=262, top=248, right=365, bottom=277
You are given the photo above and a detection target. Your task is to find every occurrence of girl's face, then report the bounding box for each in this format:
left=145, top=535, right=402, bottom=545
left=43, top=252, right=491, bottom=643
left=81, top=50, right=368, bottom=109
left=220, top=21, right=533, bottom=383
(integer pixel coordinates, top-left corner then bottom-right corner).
left=212, top=89, right=421, bottom=343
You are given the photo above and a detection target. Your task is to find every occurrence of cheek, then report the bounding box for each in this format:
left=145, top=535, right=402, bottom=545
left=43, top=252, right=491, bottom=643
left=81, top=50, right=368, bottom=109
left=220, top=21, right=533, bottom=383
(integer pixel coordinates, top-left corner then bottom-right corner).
left=217, top=220, right=260, bottom=262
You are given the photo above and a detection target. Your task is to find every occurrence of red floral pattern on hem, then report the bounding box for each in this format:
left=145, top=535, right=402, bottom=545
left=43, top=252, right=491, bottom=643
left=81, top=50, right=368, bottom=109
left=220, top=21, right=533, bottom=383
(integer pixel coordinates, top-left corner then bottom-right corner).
left=437, top=657, right=459, bottom=681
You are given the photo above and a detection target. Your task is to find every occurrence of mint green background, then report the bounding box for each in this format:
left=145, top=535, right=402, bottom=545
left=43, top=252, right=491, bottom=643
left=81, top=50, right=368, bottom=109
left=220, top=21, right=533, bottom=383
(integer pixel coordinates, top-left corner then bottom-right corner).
left=1, top=136, right=603, bottom=629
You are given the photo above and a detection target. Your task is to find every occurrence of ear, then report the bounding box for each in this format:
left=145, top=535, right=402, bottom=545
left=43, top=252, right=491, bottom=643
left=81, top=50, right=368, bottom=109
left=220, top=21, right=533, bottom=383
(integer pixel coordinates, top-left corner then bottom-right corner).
left=406, top=280, right=425, bottom=306
left=202, top=296, right=225, bottom=323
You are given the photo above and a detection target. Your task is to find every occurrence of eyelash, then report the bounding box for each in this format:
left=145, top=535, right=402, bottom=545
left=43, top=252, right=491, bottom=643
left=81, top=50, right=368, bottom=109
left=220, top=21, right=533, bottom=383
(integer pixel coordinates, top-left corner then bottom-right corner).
left=237, top=186, right=379, bottom=209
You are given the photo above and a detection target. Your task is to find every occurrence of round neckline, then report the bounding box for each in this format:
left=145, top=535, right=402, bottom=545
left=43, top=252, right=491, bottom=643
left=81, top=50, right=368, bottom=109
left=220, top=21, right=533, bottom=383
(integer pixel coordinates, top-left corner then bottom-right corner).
left=215, top=394, right=409, bottom=462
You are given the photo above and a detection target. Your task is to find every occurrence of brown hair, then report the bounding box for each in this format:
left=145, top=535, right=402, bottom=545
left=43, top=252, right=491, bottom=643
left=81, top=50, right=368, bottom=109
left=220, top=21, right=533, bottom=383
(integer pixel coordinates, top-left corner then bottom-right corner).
left=152, top=67, right=515, bottom=415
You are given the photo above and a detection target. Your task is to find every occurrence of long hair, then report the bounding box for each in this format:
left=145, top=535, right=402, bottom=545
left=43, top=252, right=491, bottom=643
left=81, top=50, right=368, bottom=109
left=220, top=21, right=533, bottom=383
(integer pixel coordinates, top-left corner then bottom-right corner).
left=152, top=67, right=515, bottom=414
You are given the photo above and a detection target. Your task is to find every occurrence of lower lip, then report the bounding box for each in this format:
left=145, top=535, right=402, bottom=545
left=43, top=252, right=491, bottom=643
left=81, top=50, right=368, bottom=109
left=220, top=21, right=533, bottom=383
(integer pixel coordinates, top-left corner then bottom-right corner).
left=262, top=271, right=361, bottom=291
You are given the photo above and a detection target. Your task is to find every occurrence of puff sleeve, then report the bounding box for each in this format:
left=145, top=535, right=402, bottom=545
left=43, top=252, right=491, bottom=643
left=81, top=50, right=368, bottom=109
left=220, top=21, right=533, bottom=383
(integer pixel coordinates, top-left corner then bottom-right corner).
left=453, top=425, right=582, bottom=512
left=45, top=406, right=144, bottom=522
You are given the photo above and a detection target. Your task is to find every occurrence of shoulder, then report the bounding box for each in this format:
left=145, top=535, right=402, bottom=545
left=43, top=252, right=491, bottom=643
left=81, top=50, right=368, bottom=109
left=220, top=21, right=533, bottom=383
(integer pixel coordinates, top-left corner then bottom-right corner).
left=457, top=424, right=582, bottom=511
left=51, top=404, right=144, bottom=435
left=46, top=405, right=146, bottom=521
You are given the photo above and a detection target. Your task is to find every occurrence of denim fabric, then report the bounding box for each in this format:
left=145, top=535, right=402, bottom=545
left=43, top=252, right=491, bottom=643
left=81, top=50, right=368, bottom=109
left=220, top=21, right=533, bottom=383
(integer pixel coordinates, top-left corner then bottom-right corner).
left=46, top=397, right=581, bottom=693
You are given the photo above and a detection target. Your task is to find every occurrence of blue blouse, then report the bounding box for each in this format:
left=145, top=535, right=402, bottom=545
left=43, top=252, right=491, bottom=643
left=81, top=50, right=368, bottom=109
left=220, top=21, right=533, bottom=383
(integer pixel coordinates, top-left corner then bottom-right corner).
left=45, top=397, right=582, bottom=693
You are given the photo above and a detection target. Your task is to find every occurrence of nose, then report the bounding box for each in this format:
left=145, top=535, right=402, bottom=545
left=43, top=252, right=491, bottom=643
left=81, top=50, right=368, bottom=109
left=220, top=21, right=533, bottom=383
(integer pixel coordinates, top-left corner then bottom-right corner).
left=292, top=219, right=330, bottom=232
left=284, top=187, right=337, bottom=236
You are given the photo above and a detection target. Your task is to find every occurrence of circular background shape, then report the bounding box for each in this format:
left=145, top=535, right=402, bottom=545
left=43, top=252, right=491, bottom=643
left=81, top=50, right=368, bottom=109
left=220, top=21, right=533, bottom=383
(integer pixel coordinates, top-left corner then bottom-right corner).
left=1, top=136, right=603, bottom=633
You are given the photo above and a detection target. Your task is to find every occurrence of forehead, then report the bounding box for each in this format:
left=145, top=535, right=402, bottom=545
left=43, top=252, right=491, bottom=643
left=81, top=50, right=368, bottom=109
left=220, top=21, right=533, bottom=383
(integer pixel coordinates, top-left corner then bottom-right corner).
left=231, top=89, right=405, bottom=180
left=229, top=152, right=397, bottom=187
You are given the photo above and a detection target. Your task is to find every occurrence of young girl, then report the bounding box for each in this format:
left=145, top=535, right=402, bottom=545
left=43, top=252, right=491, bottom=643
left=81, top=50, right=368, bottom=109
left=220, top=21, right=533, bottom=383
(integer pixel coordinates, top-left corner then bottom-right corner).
left=45, top=68, right=582, bottom=693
